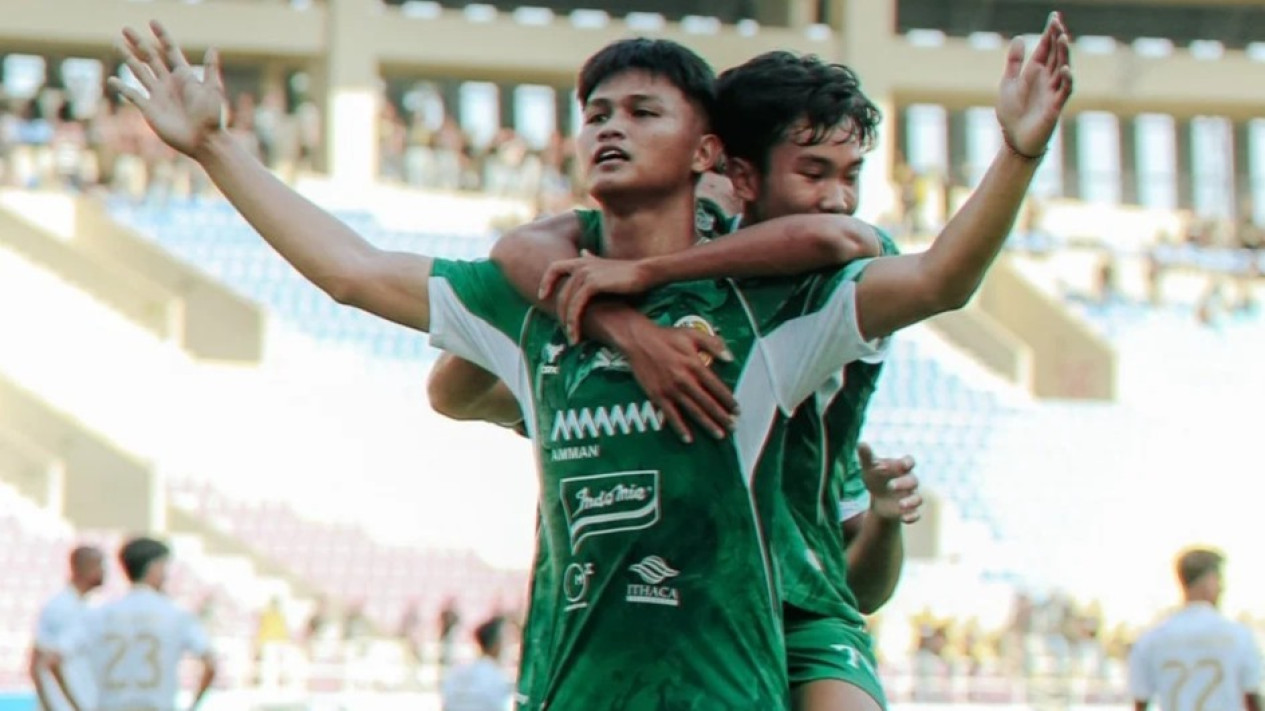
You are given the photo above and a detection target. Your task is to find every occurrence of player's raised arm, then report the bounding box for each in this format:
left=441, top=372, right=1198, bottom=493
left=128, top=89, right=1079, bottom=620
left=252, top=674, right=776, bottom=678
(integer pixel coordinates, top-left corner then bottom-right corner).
left=539, top=213, right=882, bottom=335
left=852, top=12, right=1073, bottom=340
left=110, top=22, right=434, bottom=332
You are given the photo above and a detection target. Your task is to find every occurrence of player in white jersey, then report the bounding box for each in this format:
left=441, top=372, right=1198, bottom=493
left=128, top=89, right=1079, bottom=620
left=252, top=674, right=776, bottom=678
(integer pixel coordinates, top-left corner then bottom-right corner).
left=442, top=616, right=514, bottom=711
left=31, top=545, right=105, bottom=711
left=49, top=537, right=218, bottom=711
left=1129, top=547, right=1262, bottom=711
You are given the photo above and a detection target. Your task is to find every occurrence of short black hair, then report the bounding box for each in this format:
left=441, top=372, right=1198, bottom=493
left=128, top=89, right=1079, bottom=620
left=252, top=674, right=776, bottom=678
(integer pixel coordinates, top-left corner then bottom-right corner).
left=120, top=537, right=170, bottom=582
left=577, top=38, right=716, bottom=121
left=715, top=51, right=881, bottom=172
left=1176, top=547, right=1224, bottom=588
left=473, top=615, right=505, bottom=654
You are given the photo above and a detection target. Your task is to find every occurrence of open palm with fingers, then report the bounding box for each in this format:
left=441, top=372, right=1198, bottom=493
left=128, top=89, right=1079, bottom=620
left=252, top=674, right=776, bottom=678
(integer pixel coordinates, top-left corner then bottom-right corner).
left=996, top=11, right=1074, bottom=158
left=108, top=21, right=226, bottom=158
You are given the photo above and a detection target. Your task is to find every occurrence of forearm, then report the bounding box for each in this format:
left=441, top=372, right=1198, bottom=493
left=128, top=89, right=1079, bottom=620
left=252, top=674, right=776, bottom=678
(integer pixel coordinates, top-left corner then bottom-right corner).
left=427, top=354, right=523, bottom=426
left=189, top=662, right=216, bottom=710
left=29, top=655, right=56, bottom=711
left=642, top=215, right=880, bottom=286
left=490, top=223, right=584, bottom=316
left=921, top=148, right=1040, bottom=306
left=48, top=663, right=81, bottom=711
left=845, top=513, right=906, bottom=614
left=194, top=130, right=378, bottom=303
left=490, top=222, right=654, bottom=350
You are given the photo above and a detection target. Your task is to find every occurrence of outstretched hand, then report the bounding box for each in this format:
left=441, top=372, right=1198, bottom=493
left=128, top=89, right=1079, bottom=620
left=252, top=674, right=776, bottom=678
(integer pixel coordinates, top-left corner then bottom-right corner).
left=996, top=11, right=1074, bottom=158
left=108, top=21, right=227, bottom=158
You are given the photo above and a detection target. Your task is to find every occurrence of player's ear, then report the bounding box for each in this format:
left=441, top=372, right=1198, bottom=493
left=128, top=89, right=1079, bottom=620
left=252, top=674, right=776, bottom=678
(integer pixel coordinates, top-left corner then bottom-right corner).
left=691, top=133, right=722, bottom=175
left=727, top=156, right=760, bottom=204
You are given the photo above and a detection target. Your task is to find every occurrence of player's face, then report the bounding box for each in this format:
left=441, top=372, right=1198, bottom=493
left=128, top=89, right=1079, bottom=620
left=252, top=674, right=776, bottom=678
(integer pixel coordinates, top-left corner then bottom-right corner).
left=148, top=557, right=170, bottom=590
left=732, top=119, right=865, bottom=222
left=86, top=558, right=105, bottom=589
left=578, top=71, right=719, bottom=204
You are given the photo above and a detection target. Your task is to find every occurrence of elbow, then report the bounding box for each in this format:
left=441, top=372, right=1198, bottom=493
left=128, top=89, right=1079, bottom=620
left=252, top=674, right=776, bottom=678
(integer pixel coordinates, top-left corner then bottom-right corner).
left=800, top=219, right=881, bottom=266
left=934, top=284, right=975, bottom=313
left=923, top=270, right=979, bottom=315
left=325, top=271, right=366, bottom=307
left=426, top=369, right=475, bottom=421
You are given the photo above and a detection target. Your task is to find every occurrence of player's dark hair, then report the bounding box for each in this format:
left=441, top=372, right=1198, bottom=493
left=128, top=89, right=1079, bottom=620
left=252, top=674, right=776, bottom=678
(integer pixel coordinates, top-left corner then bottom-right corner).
left=715, top=51, right=881, bottom=173
left=120, top=537, right=170, bottom=582
left=577, top=38, right=716, bottom=122
left=1176, top=547, right=1224, bottom=587
left=473, top=615, right=505, bottom=654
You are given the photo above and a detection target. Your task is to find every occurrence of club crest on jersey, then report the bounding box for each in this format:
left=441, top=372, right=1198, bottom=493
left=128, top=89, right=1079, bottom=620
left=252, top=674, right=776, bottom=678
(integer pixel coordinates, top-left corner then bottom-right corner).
left=560, top=470, right=660, bottom=552
left=674, top=315, right=717, bottom=367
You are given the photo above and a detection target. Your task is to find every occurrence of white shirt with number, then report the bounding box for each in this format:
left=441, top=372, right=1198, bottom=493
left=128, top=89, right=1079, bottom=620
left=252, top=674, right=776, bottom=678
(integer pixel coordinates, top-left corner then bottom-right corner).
left=1129, top=603, right=1262, bottom=711
left=442, top=657, right=513, bottom=711
left=59, top=586, right=212, bottom=711
left=34, top=588, right=97, bottom=711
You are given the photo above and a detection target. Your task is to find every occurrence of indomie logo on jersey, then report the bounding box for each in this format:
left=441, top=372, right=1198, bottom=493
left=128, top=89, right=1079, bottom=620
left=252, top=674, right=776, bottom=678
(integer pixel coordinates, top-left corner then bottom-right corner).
left=560, top=470, right=660, bottom=551
left=550, top=401, right=665, bottom=442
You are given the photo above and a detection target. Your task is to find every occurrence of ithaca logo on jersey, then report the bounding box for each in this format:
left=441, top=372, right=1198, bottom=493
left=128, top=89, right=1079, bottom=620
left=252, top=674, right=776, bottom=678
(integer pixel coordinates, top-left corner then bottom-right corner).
left=560, top=470, right=659, bottom=552
left=627, top=555, right=681, bottom=607
left=674, top=315, right=717, bottom=367
left=550, top=401, right=665, bottom=442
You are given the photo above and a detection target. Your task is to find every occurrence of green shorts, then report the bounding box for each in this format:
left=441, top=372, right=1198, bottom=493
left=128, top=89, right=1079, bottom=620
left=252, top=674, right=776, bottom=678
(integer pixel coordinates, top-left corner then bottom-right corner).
left=784, top=610, right=887, bottom=708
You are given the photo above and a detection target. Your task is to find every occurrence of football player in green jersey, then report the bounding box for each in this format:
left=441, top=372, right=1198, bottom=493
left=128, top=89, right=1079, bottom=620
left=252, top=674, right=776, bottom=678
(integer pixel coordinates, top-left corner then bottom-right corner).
left=112, top=24, right=898, bottom=709
left=432, top=13, right=1072, bottom=711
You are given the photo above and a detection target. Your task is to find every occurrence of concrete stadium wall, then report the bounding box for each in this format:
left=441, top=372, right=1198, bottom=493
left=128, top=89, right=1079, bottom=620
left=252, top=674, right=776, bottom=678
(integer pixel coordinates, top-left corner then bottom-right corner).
left=0, top=206, right=176, bottom=340
left=976, top=259, right=1117, bottom=400
left=73, top=200, right=265, bottom=363
left=929, top=307, right=1034, bottom=390
left=0, top=375, right=159, bottom=532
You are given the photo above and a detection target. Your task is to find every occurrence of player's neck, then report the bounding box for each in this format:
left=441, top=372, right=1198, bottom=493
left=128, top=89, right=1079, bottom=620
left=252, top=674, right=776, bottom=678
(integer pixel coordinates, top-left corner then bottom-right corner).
left=599, top=190, right=697, bottom=260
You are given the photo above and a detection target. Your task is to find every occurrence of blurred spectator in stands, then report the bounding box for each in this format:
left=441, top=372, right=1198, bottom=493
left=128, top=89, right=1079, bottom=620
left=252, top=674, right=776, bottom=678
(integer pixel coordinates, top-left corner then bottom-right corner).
left=438, top=598, right=461, bottom=676
left=441, top=615, right=513, bottom=711
left=304, top=595, right=331, bottom=649
left=398, top=600, right=424, bottom=668
left=344, top=599, right=372, bottom=642
left=255, top=597, right=290, bottom=687
left=1095, top=257, right=1119, bottom=304
left=196, top=593, right=219, bottom=634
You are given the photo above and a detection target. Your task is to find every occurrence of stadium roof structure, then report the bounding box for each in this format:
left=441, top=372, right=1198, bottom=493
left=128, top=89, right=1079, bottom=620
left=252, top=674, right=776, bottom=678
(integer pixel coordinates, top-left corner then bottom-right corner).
left=898, top=0, right=1265, bottom=49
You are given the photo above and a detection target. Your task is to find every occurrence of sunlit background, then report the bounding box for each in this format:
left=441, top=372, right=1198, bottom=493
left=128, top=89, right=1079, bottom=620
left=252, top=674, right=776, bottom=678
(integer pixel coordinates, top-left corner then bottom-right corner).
left=1, top=0, right=1263, bottom=708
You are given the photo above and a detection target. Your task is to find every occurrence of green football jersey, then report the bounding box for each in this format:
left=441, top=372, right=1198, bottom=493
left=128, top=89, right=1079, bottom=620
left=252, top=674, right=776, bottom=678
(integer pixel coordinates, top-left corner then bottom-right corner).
left=516, top=515, right=552, bottom=710
left=517, top=201, right=740, bottom=710
left=780, top=231, right=900, bottom=622
left=428, top=246, right=884, bottom=710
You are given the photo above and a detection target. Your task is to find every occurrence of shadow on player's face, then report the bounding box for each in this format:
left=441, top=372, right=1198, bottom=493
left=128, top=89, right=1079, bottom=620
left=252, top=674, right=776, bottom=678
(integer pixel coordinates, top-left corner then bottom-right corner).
left=730, top=118, right=866, bottom=224
left=577, top=70, right=719, bottom=206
